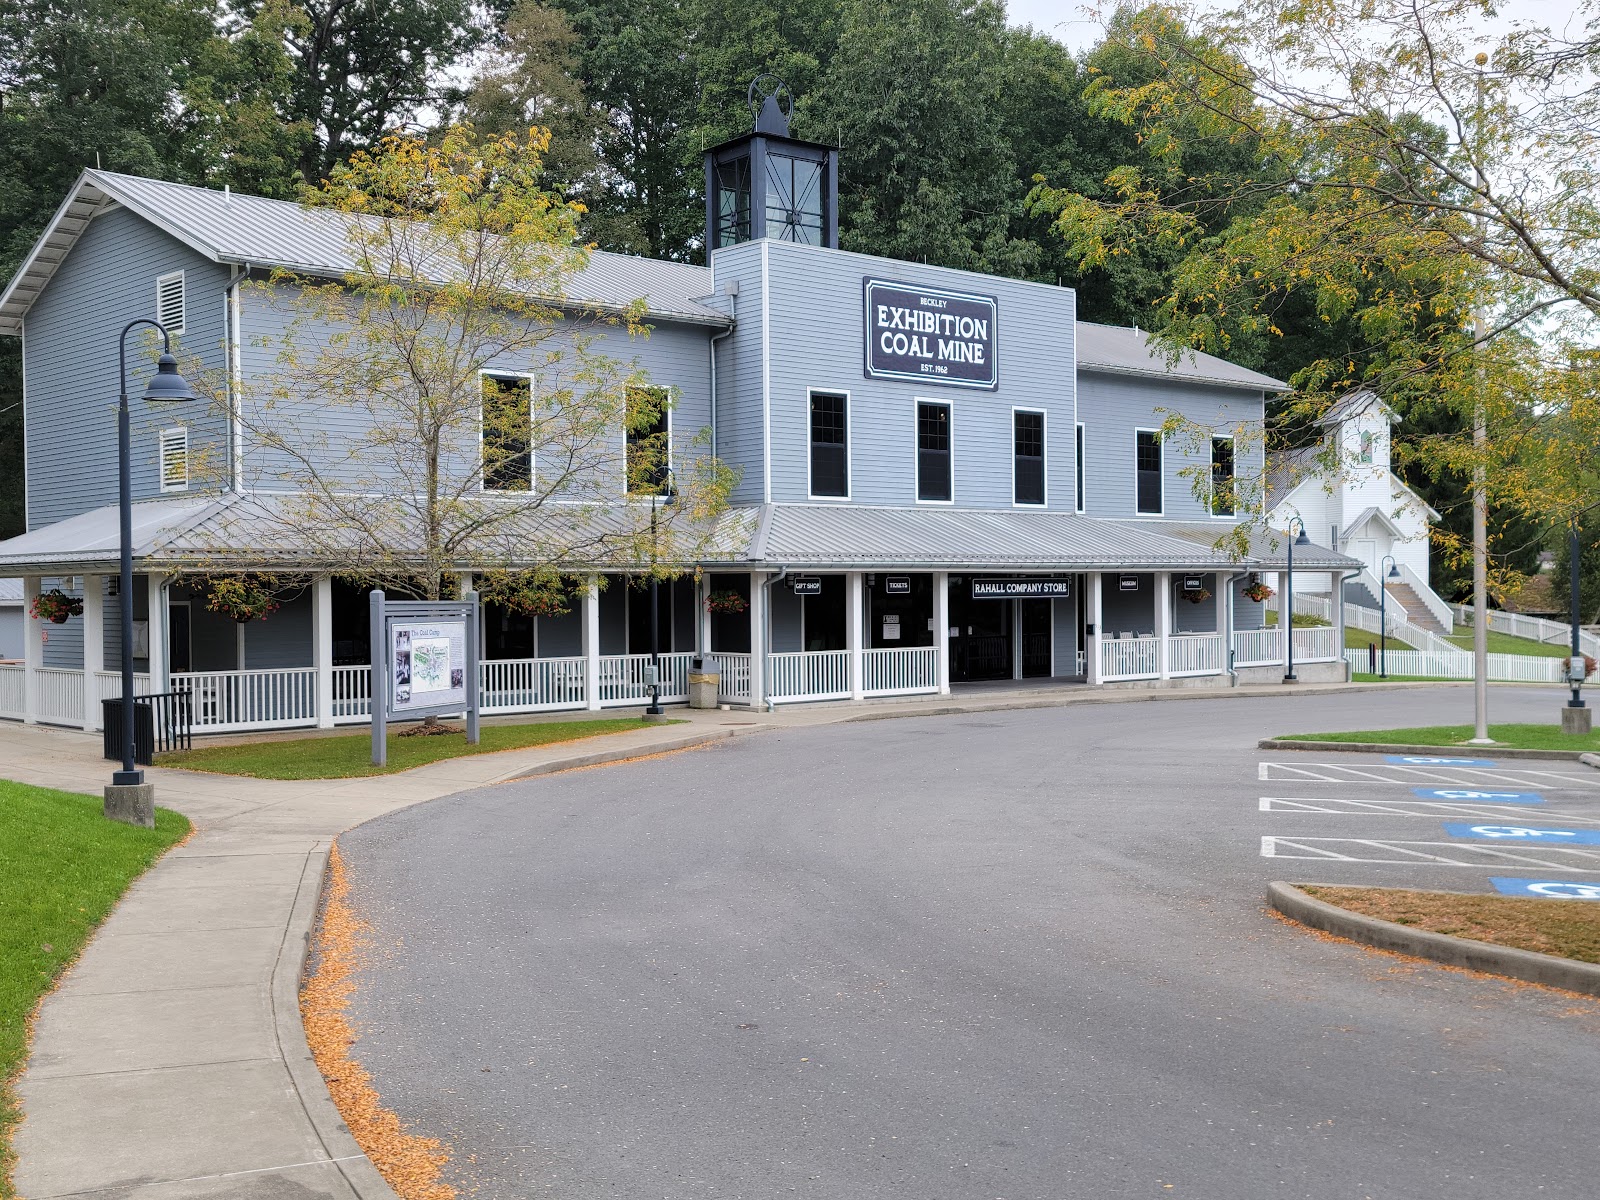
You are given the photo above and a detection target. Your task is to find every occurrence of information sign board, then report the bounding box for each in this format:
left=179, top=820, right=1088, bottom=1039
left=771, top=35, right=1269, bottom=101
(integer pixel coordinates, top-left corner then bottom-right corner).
left=369, top=590, right=480, bottom=766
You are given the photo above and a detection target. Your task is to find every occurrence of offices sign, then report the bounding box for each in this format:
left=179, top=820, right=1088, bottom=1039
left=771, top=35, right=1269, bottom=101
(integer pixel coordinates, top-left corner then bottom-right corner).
left=864, top=278, right=998, bottom=390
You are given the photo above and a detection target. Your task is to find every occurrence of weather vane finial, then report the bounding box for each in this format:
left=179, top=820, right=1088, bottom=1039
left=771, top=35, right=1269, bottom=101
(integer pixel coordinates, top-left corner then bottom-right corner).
left=748, top=74, right=793, bottom=137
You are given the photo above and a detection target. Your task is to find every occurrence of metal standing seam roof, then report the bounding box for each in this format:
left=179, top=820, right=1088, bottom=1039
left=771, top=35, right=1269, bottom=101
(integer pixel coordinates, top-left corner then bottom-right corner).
left=1119, top=519, right=1362, bottom=571
left=0, top=170, right=730, bottom=335
left=1075, top=322, right=1286, bottom=392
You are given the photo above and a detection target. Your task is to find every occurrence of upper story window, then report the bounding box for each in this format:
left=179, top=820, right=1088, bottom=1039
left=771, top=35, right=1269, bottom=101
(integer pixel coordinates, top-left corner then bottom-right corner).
left=916, top=401, right=951, bottom=502
left=1358, top=430, right=1375, bottom=464
left=715, top=155, right=752, bottom=248
left=156, top=271, right=185, bottom=335
left=482, top=374, right=532, bottom=492
left=1211, top=436, right=1235, bottom=516
left=158, top=427, right=188, bottom=492
left=1075, top=423, right=1086, bottom=513
left=765, top=153, right=825, bottom=245
left=809, top=390, right=848, bottom=498
left=1013, top=410, right=1045, bottom=506
left=626, top=385, right=671, bottom=494
left=1135, top=429, right=1162, bottom=515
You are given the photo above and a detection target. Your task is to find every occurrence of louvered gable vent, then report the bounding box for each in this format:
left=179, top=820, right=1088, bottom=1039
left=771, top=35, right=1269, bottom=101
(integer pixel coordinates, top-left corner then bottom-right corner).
left=155, top=271, right=185, bottom=333
left=159, top=427, right=189, bottom=492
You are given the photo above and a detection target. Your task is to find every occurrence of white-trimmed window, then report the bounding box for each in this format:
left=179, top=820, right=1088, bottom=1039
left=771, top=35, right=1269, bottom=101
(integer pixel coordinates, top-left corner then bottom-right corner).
left=808, top=389, right=849, bottom=499
left=1135, top=428, right=1162, bottom=515
left=916, top=400, right=952, bottom=502
left=626, top=384, right=673, bottom=495
left=481, top=372, right=533, bottom=492
left=1210, top=436, right=1235, bottom=517
left=1075, top=422, right=1086, bottom=512
left=159, top=427, right=189, bottom=492
left=1013, top=409, right=1045, bottom=506
left=156, top=271, right=185, bottom=334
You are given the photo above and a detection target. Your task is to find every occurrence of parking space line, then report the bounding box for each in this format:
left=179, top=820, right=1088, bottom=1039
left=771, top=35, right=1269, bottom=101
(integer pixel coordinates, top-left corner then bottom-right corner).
left=1258, top=796, right=1600, bottom=822
left=1258, top=762, right=1600, bottom=789
left=1261, top=836, right=1600, bottom=870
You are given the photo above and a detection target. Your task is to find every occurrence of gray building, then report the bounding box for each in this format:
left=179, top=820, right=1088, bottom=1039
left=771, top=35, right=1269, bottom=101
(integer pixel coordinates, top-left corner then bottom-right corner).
left=0, top=115, right=1357, bottom=732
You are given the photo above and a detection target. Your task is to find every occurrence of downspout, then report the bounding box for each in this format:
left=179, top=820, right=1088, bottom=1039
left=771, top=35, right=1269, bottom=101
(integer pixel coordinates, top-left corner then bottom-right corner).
left=708, top=286, right=737, bottom=459
left=1224, top=569, right=1250, bottom=685
left=226, top=264, right=246, bottom=494
left=762, top=564, right=788, bottom=713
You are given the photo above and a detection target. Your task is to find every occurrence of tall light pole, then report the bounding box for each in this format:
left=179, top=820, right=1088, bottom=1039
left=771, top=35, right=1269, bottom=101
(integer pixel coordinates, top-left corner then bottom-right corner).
left=106, top=320, right=197, bottom=827
left=1378, top=555, right=1399, bottom=679
left=645, top=469, right=676, bottom=717
left=1568, top=519, right=1590, bottom=726
left=1468, top=50, right=1493, bottom=744
left=1283, top=517, right=1310, bottom=683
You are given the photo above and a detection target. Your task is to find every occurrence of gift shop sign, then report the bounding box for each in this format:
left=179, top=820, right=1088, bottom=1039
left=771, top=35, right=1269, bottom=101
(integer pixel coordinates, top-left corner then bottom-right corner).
left=864, top=278, right=998, bottom=390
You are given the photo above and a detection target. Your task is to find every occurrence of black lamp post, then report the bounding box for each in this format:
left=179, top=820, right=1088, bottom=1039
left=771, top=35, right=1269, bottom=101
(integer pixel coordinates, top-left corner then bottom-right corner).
left=107, top=321, right=197, bottom=818
left=645, top=469, right=676, bottom=717
left=1283, top=517, right=1310, bottom=683
left=1378, top=555, right=1400, bottom=679
left=1570, top=519, right=1588, bottom=713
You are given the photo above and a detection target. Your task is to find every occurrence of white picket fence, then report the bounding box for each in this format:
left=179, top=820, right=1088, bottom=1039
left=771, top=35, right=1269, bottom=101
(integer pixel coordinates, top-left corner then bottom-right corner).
left=1292, top=593, right=1334, bottom=622
left=1101, top=636, right=1160, bottom=680
left=0, top=663, right=23, bottom=720
left=1232, top=628, right=1280, bottom=667
left=34, top=667, right=86, bottom=726
left=707, top=652, right=752, bottom=704
left=1291, top=625, right=1339, bottom=663
left=863, top=646, right=940, bottom=696
left=1169, top=633, right=1226, bottom=676
left=1344, top=648, right=1568, bottom=683
left=1453, top=605, right=1600, bottom=658
left=768, top=650, right=851, bottom=703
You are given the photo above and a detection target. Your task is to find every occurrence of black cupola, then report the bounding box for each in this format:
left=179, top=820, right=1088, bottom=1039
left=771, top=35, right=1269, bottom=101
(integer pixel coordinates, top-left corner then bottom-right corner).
left=704, top=75, right=838, bottom=253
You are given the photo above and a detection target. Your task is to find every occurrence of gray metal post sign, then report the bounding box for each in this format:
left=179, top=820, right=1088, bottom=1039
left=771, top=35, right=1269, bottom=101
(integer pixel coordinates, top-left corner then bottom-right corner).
left=369, top=590, right=481, bottom=766
left=863, top=278, right=998, bottom=389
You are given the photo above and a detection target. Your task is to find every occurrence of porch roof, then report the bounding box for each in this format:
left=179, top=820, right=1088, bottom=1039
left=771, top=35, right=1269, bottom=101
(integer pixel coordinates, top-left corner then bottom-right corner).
left=1120, top=520, right=1362, bottom=572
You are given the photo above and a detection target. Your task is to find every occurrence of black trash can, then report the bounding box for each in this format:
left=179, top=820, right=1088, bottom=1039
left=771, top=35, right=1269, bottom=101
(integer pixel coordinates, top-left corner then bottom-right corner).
left=102, top=698, right=155, bottom=766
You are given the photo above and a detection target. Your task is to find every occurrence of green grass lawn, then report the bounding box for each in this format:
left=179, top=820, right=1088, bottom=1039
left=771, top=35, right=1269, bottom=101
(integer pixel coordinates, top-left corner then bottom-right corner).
left=1278, top=722, right=1600, bottom=751
left=157, top=716, right=674, bottom=779
left=1264, top=610, right=1331, bottom=628
left=1343, top=627, right=1416, bottom=653
left=1445, top=628, right=1575, bottom=658
left=0, top=781, right=188, bottom=1195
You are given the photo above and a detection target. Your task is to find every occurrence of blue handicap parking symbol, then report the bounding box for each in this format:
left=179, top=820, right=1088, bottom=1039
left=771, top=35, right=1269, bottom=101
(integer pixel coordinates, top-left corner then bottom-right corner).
left=1491, top=878, right=1600, bottom=900
left=1387, top=755, right=1499, bottom=767
left=1412, top=787, right=1544, bottom=804
left=1444, top=822, right=1600, bottom=845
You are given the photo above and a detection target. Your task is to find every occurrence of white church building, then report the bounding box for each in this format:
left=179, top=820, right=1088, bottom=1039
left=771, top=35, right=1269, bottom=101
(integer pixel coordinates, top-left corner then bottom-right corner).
left=1266, top=390, right=1452, bottom=633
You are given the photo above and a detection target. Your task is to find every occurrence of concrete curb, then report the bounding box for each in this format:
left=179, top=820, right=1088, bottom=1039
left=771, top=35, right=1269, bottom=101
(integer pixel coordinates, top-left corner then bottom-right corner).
left=1259, top=738, right=1593, bottom=760
left=1267, top=881, right=1600, bottom=998
left=502, top=727, right=747, bottom=782
left=273, top=848, right=404, bottom=1200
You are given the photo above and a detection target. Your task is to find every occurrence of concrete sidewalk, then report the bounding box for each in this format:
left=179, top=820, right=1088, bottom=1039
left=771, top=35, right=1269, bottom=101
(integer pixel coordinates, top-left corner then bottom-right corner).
left=5, top=678, right=1453, bottom=1199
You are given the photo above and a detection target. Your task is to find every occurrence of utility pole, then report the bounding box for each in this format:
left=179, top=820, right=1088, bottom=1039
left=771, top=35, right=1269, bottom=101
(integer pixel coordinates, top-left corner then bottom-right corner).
left=1467, top=51, right=1492, bottom=745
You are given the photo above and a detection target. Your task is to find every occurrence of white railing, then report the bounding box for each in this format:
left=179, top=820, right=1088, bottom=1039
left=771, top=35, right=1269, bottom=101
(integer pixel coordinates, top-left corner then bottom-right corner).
left=1453, top=604, right=1600, bottom=658
left=707, top=652, right=752, bottom=704
left=1100, top=636, right=1160, bottom=680
left=598, top=652, right=692, bottom=707
left=1344, top=648, right=1568, bottom=683
left=1076, top=650, right=1086, bottom=676
left=480, top=656, right=587, bottom=714
left=95, top=671, right=154, bottom=701
left=330, top=665, right=372, bottom=723
left=1343, top=601, right=1456, bottom=655
left=1394, top=562, right=1455, bottom=632
left=0, top=663, right=25, bottom=719
left=863, top=646, right=940, bottom=696
left=35, top=667, right=85, bottom=727
left=768, top=650, right=850, bottom=703
left=174, top=668, right=318, bottom=733
left=1291, top=625, right=1338, bottom=663
left=1169, top=633, right=1226, bottom=676
left=1232, top=627, right=1281, bottom=667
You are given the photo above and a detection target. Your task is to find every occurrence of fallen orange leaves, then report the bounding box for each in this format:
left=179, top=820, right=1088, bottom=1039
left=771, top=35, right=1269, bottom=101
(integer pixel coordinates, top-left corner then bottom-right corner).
left=302, top=843, right=455, bottom=1200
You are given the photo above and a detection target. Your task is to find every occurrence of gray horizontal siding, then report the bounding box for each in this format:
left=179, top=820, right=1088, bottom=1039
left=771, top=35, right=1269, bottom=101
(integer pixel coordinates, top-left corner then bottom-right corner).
left=24, top=207, right=233, bottom=527
left=708, top=241, right=767, bottom=506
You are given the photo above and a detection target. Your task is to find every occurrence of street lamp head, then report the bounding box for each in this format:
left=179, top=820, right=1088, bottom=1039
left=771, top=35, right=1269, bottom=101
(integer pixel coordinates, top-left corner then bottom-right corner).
left=1292, top=525, right=1310, bottom=547
left=1387, top=562, right=1401, bottom=579
left=142, top=353, right=198, bottom=403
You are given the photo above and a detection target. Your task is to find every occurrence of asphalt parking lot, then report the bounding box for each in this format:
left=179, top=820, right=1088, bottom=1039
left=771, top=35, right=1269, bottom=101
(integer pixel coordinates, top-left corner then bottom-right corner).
left=340, top=686, right=1600, bottom=1199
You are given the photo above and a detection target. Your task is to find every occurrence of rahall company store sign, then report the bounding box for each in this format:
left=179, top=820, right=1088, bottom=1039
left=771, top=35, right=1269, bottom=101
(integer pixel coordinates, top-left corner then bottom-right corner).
left=863, top=278, right=998, bottom=389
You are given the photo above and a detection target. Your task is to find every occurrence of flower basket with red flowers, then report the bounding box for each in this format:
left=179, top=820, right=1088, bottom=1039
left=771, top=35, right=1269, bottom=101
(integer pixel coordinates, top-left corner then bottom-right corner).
left=30, top=588, right=83, bottom=624
left=706, top=590, right=749, bottom=615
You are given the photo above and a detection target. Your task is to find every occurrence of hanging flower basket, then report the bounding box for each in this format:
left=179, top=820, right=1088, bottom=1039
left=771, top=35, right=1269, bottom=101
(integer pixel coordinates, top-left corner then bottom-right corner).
left=1183, top=586, right=1213, bottom=604
left=706, top=590, right=749, bottom=615
left=30, top=589, right=83, bottom=624
left=476, top=570, right=571, bottom=618
left=1242, top=581, right=1274, bottom=603
left=202, top=574, right=284, bottom=623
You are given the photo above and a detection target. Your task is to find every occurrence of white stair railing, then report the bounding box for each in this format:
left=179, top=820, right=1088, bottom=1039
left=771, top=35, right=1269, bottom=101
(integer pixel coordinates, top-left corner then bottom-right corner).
left=1392, top=563, right=1455, bottom=632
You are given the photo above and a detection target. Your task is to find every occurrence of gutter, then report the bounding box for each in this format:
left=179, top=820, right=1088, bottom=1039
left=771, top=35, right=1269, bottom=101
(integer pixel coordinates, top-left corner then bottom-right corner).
left=1223, top=569, right=1251, bottom=685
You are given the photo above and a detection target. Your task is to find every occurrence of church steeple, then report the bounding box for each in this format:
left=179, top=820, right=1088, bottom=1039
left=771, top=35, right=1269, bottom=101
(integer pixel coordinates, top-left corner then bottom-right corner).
left=704, top=75, right=838, bottom=254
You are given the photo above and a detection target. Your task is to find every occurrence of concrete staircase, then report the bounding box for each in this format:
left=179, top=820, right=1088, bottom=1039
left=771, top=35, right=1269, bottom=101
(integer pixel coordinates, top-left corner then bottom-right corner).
left=1385, top=582, right=1448, bottom=634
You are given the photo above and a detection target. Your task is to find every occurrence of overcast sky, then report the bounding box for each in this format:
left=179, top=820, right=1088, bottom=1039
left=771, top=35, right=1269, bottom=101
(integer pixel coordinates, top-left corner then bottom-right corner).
left=1006, top=0, right=1592, bottom=54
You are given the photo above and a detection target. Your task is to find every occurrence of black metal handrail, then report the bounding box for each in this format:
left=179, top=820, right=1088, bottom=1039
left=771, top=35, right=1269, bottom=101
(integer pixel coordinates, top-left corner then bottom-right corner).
left=102, top=687, right=194, bottom=765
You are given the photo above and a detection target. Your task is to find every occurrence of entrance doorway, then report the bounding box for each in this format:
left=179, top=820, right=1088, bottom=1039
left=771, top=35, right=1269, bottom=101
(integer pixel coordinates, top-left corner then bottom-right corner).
left=947, top=578, right=1011, bottom=682
left=1019, top=600, right=1052, bottom=677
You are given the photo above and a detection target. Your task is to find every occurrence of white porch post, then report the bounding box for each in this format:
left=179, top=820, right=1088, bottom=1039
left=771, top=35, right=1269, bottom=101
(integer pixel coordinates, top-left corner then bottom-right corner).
left=313, top=573, right=334, bottom=728
left=82, top=576, right=105, bottom=729
left=1085, top=572, right=1103, bottom=685
left=697, top=575, right=713, bottom=658
left=748, top=570, right=767, bottom=709
left=583, top=574, right=602, bottom=711
left=22, top=576, right=42, bottom=724
left=933, top=571, right=950, bottom=694
left=847, top=571, right=864, bottom=701
left=1156, top=571, right=1172, bottom=680
left=146, top=574, right=170, bottom=693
